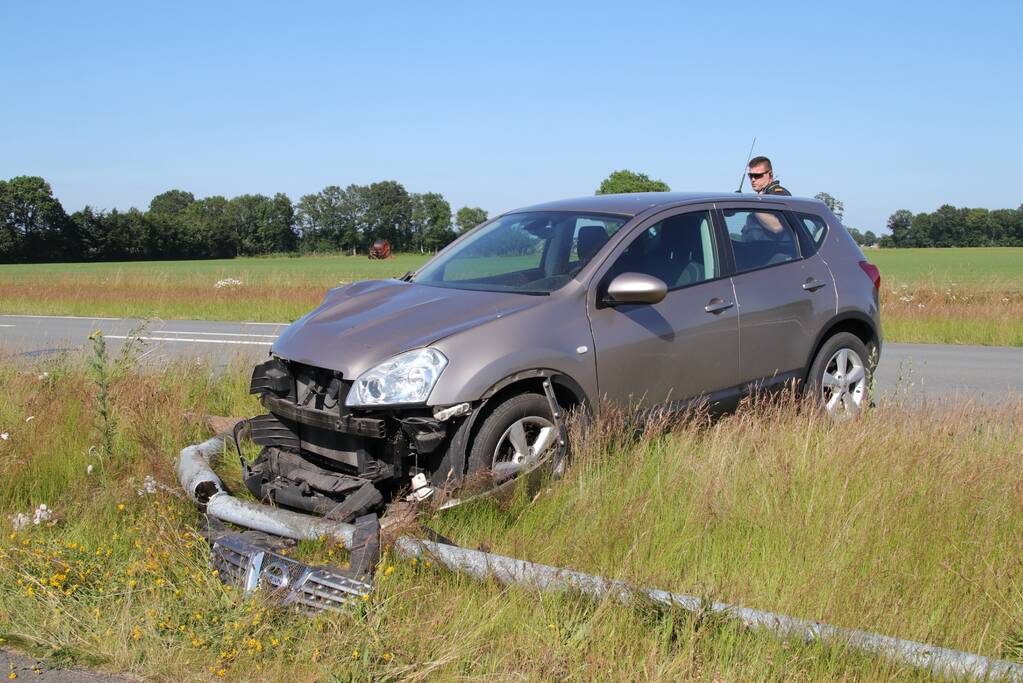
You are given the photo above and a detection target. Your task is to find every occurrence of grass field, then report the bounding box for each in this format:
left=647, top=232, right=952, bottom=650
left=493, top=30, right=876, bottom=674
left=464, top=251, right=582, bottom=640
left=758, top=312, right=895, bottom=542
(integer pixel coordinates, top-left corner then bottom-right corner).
left=0, top=247, right=1021, bottom=345
left=1, top=354, right=1022, bottom=680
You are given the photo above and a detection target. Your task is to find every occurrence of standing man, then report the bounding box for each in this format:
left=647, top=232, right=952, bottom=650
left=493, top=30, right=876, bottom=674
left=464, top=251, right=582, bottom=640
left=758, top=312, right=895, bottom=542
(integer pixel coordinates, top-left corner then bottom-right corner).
left=748, top=156, right=791, bottom=196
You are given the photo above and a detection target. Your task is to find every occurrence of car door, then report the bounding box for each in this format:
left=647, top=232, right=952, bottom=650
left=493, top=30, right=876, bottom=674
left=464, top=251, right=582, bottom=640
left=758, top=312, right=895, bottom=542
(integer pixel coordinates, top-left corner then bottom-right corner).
left=587, top=206, right=741, bottom=411
left=717, top=204, right=837, bottom=389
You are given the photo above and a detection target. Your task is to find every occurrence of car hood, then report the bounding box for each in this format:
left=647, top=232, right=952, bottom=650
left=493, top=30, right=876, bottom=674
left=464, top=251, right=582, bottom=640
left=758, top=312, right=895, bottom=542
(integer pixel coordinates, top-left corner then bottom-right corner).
left=271, top=279, right=543, bottom=377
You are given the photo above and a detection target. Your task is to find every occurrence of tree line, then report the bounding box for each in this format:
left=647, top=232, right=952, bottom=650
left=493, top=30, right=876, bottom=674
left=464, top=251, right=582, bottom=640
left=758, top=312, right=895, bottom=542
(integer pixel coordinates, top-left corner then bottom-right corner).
left=879, top=205, right=1023, bottom=248
left=0, top=175, right=489, bottom=263
left=4, top=172, right=1021, bottom=263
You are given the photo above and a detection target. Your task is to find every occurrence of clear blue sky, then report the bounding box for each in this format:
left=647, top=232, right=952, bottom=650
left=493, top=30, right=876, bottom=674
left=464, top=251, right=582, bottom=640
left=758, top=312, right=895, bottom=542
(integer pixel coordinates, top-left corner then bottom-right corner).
left=2, top=1, right=1020, bottom=233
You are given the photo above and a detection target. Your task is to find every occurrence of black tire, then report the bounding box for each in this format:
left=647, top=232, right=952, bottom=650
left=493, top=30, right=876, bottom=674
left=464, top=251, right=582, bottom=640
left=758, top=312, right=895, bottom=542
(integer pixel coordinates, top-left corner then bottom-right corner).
left=467, top=393, right=557, bottom=475
left=805, top=332, right=871, bottom=418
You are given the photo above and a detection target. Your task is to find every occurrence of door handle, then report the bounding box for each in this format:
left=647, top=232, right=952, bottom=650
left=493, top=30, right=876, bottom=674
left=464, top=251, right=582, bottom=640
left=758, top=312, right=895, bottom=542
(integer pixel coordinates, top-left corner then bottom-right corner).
left=704, top=300, right=735, bottom=314
left=802, top=279, right=828, bottom=292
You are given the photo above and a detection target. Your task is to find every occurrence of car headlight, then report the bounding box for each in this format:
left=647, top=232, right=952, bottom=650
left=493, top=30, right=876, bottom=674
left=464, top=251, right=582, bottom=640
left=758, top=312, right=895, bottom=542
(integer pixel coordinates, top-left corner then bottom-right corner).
left=345, top=348, right=448, bottom=407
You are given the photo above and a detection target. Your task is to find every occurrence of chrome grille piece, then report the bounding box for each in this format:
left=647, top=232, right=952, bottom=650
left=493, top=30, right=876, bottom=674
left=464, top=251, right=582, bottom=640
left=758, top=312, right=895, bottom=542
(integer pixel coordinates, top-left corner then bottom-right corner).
left=210, top=534, right=372, bottom=614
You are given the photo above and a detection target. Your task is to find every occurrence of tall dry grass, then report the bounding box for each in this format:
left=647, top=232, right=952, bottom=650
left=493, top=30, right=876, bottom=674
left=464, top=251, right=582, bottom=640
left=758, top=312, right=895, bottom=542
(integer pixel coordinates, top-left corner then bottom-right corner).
left=881, top=282, right=1023, bottom=346
left=1, top=358, right=1021, bottom=681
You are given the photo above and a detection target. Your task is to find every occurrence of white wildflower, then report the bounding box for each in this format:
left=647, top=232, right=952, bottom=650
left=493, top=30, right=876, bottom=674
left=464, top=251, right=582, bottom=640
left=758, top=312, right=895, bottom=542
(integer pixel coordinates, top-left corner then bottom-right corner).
left=0, top=433, right=8, bottom=441
left=917, top=303, right=926, bottom=309
left=214, top=278, right=243, bottom=289
left=33, top=504, right=52, bottom=525
left=38, top=372, right=49, bottom=381
left=87, top=464, right=94, bottom=475
left=11, top=513, right=30, bottom=531
left=137, top=475, right=159, bottom=496
left=26, top=416, right=35, bottom=422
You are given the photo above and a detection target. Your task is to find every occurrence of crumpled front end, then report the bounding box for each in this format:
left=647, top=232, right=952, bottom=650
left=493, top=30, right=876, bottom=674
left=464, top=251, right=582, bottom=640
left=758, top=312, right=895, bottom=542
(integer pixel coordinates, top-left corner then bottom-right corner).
left=245, top=355, right=468, bottom=520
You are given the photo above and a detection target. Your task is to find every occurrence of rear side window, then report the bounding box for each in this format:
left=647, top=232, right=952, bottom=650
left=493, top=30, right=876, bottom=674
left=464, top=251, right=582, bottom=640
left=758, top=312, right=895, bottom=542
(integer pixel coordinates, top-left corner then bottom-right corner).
left=795, top=212, right=829, bottom=247
left=605, top=210, right=718, bottom=290
left=722, top=209, right=800, bottom=273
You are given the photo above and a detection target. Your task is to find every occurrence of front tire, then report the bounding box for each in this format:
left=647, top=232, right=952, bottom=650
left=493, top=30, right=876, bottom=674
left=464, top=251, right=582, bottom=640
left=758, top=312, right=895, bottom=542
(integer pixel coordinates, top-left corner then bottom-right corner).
left=806, top=332, right=871, bottom=419
left=467, top=393, right=559, bottom=479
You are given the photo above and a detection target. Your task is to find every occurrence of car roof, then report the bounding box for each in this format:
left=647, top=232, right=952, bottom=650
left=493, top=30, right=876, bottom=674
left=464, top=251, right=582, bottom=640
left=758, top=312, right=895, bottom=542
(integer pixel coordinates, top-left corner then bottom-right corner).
left=508, top=192, right=825, bottom=218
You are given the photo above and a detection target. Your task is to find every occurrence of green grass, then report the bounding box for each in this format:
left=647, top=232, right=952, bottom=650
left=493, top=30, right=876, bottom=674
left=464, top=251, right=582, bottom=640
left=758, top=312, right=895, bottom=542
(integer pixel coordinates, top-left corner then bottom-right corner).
left=1, top=357, right=1021, bottom=680
left=870, top=247, right=1023, bottom=289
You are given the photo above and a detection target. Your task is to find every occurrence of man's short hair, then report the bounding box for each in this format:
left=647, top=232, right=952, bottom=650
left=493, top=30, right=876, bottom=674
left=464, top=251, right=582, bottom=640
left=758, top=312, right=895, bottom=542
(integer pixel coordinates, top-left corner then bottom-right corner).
left=748, top=155, right=773, bottom=171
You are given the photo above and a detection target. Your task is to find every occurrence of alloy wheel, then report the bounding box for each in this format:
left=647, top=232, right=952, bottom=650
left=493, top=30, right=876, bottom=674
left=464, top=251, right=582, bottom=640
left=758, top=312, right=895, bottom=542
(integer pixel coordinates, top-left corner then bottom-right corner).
left=821, top=347, right=867, bottom=418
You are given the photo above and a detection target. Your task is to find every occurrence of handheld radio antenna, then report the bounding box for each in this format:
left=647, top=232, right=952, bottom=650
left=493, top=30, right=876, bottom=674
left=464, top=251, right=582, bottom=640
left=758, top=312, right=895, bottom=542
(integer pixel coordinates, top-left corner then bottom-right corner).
left=736, top=137, right=757, bottom=193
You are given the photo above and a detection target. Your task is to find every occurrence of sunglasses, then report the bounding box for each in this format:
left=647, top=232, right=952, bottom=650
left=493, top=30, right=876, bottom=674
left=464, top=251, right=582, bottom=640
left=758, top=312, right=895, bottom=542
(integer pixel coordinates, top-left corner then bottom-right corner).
left=748, top=171, right=770, bottom=180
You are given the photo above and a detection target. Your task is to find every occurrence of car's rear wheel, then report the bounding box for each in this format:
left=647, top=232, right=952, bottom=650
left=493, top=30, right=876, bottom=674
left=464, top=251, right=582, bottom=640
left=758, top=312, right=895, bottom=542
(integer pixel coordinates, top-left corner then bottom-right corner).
left=467, top=393, right=559, bottom=481
left=806, top=332, right=871, bottom=419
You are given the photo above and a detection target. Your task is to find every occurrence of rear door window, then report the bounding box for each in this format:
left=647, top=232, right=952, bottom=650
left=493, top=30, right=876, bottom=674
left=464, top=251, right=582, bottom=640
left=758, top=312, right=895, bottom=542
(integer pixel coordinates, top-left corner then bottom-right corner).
left=721, top=209, right=800, bottom=273
left=794, top=212, right=829, bottom=248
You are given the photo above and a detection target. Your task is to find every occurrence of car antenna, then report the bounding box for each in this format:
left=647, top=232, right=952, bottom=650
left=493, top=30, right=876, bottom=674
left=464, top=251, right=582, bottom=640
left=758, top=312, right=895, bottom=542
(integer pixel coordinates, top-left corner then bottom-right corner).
left=735, top=137, right=757, bottom=193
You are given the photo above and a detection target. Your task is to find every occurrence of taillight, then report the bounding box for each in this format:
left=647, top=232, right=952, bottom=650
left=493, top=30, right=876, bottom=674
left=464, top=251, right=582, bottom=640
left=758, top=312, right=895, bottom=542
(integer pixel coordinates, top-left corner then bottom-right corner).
left=858, top=261, right=881, bottom=290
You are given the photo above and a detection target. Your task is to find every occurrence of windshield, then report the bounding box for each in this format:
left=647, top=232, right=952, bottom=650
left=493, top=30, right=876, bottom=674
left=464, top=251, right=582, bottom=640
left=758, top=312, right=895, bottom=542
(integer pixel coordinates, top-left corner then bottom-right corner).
left=413, top=211, right=627, bottom=294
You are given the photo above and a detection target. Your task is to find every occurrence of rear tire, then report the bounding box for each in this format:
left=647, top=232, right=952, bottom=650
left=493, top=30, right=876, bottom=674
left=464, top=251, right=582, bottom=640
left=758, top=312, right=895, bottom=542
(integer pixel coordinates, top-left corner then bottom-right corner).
left=806, top=332, right=871, bottom=419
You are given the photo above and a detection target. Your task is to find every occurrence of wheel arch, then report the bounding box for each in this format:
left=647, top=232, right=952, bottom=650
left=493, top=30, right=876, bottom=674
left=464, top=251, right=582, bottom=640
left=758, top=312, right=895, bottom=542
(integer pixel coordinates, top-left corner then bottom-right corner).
left=803, top=313, right=880, bottom=384
left=479, top=368, right=591, bottom=415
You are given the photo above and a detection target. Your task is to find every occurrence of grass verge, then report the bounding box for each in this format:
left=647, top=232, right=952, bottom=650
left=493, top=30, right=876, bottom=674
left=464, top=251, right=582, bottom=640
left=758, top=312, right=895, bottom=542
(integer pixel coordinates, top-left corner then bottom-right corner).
left=1, top=356, right=1021, bottom=680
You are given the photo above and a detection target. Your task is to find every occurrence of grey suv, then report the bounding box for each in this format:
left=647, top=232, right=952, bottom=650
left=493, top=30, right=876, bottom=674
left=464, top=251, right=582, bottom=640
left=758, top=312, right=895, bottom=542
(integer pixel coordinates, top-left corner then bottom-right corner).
left=246, top=192, right=881, bottom=515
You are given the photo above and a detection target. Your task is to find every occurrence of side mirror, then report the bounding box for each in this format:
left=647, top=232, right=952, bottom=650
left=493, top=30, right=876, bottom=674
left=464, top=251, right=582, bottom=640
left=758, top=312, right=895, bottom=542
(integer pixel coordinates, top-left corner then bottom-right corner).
left=603, top=272, right=667, bottom=306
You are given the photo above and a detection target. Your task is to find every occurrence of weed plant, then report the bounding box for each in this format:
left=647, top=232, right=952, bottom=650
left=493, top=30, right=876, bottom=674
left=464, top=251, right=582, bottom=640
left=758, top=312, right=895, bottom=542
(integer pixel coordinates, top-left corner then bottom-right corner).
left=0, top=358, right=1021, bottom=680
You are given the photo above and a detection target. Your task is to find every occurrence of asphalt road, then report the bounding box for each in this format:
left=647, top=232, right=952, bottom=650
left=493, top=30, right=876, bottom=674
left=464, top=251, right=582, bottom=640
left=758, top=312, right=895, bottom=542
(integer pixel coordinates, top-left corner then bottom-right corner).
left=1, top=314, right=1021, bottom=402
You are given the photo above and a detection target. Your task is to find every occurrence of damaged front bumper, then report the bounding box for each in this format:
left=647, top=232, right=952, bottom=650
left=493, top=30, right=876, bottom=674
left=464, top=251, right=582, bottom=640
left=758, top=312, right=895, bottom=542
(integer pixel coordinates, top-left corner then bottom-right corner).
left=244, top=355, right=475, bottom=519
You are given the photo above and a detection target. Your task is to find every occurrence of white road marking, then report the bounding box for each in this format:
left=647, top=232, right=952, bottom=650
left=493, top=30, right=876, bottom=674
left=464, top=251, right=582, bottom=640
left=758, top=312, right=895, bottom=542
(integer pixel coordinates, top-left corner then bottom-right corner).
left=157, top=330, right=279, bottom=338
left=0, top=314, right=288, bottom=325
left=0, top=314, right=120, bottom=320
left=0, top=324, right=14, bottom=327
left=106, top=335, right=271, bottom=346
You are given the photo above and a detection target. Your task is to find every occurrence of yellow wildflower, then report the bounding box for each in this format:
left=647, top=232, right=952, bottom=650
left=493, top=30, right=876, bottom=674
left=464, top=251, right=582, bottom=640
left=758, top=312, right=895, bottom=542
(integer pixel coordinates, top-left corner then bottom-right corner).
left=117, top=504, right=125, bottom=512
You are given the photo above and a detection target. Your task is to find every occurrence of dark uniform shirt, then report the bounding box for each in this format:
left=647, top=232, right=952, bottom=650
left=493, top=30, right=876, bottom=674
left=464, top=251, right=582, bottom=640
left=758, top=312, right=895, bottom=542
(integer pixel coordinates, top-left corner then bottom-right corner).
left=759, top=179, right=791, bottom=196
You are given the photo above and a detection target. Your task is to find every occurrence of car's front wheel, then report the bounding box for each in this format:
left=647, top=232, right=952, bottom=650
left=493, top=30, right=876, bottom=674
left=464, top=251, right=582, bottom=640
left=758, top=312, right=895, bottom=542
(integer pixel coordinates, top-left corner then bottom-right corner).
left=806, top=332, right=871, bottom=419
left=467, top=393, right=561, bottom=481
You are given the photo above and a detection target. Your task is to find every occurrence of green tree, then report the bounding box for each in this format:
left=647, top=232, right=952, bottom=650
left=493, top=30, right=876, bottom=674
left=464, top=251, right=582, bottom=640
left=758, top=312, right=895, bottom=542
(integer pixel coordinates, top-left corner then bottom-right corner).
left=814, top=192, right=845, bottom=222
left=596, top=170, right=670, bottom=194
left=886, top=210, right=914, bottom=247
left=227, top=194, right=297, bottom=255
left=0, top=176, right=73, bottom=262
left=364, top=181, right=412, bottom=250
left=862, top=230, right=878, bottom=247
left=96, top=209, right=148, bottom=260
left=297, top=185, right=368, bottom=253
left=183, top=196, right=235, bottom=257
left=846, top=227, right=864, bottom=245
left=410, top=192, right=454, bottom=252
left=455, top=206, right=488, bottom=234
left=148, top=190, right=195, bottom=216
left=146, top=189, right=199, bottom=258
